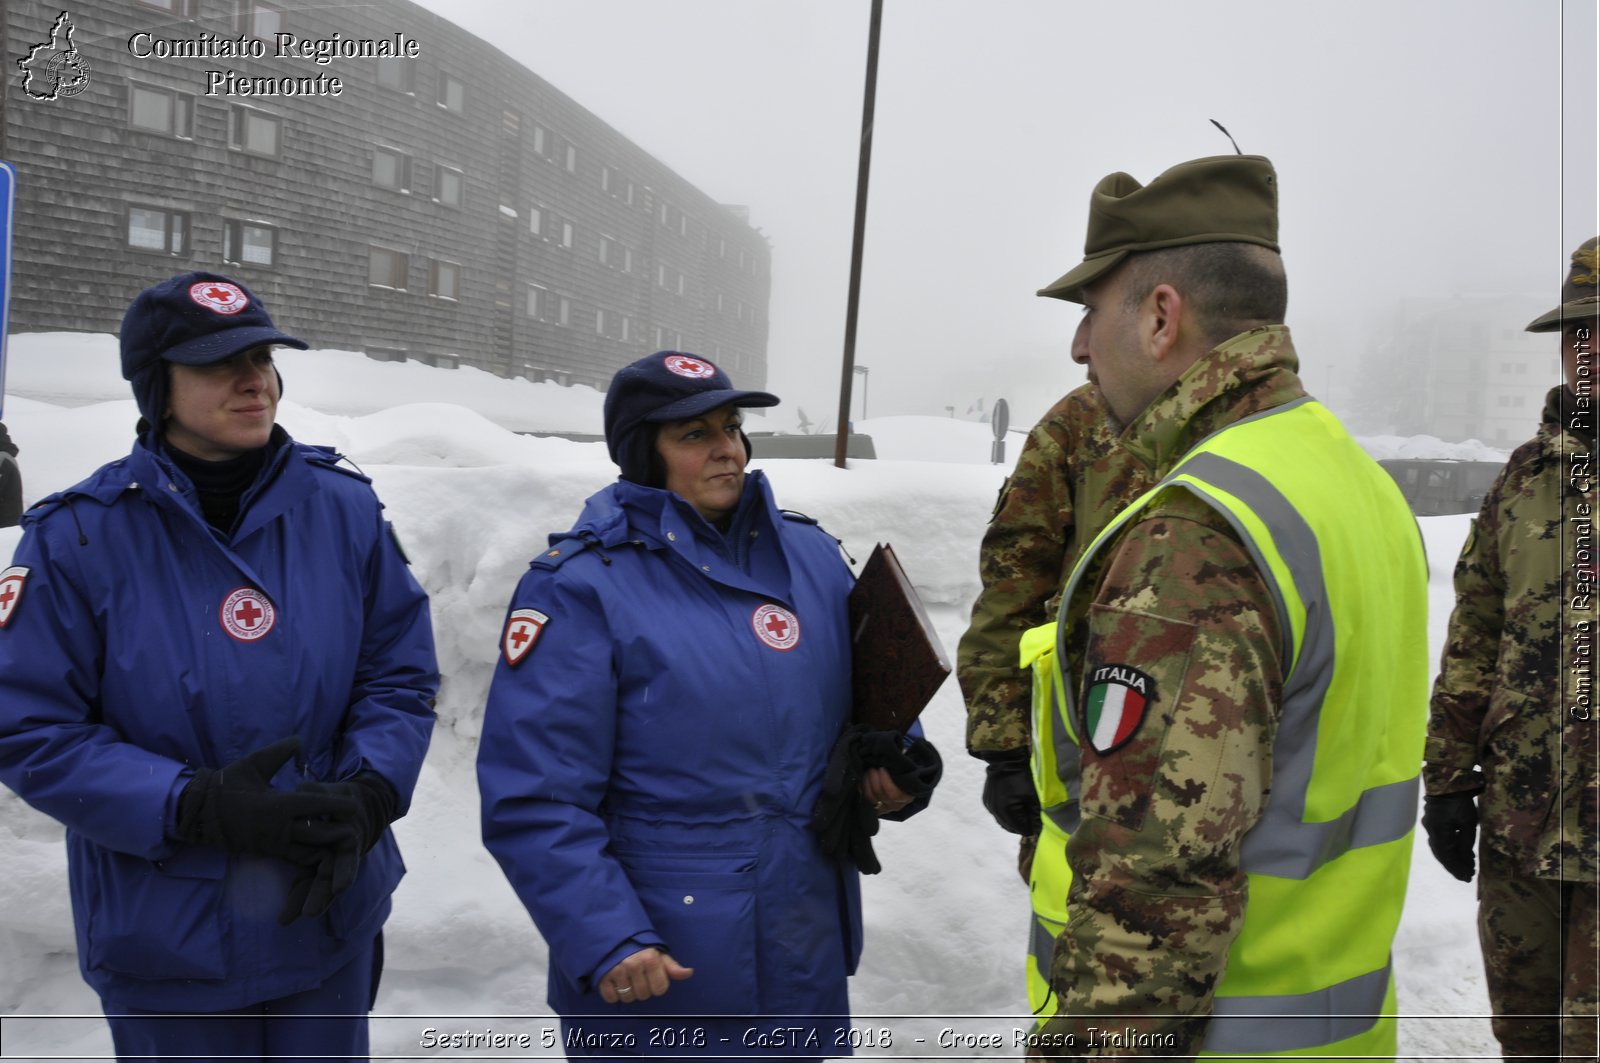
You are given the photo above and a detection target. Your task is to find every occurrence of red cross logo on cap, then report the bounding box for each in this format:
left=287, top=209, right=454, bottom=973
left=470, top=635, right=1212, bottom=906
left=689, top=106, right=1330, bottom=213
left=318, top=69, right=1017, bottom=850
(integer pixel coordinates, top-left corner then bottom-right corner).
left=502, top=607, right=549, bottom=667
left=664, top=354, right=716, bottom=379
left=220, top=586, right=276, bottom=641
left=190, top=280, right=248, bottom=315
left=751, top=603, right=800, bottom=652
left=0, top=566, right=30, bottom=629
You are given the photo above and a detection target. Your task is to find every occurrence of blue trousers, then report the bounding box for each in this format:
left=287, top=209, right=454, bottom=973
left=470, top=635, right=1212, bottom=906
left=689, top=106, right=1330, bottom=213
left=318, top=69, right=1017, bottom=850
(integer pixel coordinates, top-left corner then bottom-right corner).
left=105, top=934, right=381, bottom=1062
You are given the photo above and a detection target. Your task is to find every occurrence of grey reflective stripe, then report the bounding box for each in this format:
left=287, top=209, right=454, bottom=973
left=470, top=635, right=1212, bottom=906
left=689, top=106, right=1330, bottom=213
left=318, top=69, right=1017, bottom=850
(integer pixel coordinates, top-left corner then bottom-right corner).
left=1042, top=801, right=1079, bottom=835
left=1029, top=913, right=1057, bottom=982
left=1202, top=960, right=1391, bottom=1054
left=1174, top=452, right=1419, bottom=878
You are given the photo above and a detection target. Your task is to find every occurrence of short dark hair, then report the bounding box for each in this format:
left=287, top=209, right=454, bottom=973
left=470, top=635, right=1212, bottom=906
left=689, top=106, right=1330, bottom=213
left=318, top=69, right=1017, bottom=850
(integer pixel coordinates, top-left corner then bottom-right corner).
left=1119, top=242, right=1288, bottom=348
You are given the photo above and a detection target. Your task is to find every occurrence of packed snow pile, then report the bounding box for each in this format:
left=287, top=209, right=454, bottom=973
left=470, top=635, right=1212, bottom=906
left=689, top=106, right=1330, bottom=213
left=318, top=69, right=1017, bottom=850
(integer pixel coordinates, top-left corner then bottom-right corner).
left=0, top=333, right=1497, bottom=1058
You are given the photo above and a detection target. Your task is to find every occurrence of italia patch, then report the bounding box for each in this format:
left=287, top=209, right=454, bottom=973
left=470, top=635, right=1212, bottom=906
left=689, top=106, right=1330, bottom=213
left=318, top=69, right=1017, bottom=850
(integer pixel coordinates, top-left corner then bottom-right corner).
left=220, top=587, right=275, bottom=642
left=0, top=566, right=30, bottom=629
left=503, top=608, right=549, bottom=667
left=664, top=353, right=716, bottom=379
left=751, top=603, right=800, bottom=652
left=1084, top=664, right=1155, bottom=755
left=189, top=280, right=249, bottom=315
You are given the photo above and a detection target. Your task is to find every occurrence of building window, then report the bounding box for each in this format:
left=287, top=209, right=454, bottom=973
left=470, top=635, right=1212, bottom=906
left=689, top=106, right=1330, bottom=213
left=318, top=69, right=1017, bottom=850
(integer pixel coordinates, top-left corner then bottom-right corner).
left=564, top=143, right=577, bottom=172
left=622, top=247, right=633, bottom=273
left=625, top=181, right=635, bottom=206
left=376, top=56, right=413, bottom=93
left=595, top=309, right=608, bottom=336
left=372, top=147, right=411, bottom=192
left=559, top=220, right=574, bottom=249
left=229, top=106, right=281, bottom=157
left=139, top=0, right=196, bottom=12
left=528, top=205, right=543, bottom=237
left=224, top=220, right=276, bottom=266
left=437, top=73, right=465, bottom=113
left=715, top=292, right=724, bottom=313
left=236, top=0, right=284, bottom=37
left=128, top=206, right=189, bottom=255
left=368, top=246, right=409, bottom=289
left=600, top=166, right=615, bottom=194
left=129, top=84, right=192, bottom=138
left=429, top=260, right=460, bottom=300
left=621, top=315, right=633, bottom=342
left=434, top=165, right=463, bottom=208
left=527, top=285, right=546, bottom=319
left=531, top=124, right=549, bottom=158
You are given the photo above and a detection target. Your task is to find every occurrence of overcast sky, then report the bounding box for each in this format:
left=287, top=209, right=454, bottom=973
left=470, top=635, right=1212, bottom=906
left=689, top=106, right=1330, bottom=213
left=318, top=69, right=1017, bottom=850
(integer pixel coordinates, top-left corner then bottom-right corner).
left=408, top=0, right=1597, bottom=432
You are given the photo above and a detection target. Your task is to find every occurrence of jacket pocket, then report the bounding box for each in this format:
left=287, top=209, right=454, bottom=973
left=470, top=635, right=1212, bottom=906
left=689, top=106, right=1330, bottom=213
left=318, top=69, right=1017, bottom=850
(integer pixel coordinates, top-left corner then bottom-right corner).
left=618, top=855, right=760, bottom=1016
left=84, top=843, right=228, bottom=982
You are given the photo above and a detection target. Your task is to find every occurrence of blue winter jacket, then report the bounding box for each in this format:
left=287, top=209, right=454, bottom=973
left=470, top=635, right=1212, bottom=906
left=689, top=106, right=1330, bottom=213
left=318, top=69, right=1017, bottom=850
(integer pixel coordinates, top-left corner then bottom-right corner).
left=479, top=472, right=909, bottom=1049
left=0, top=431, right=438, bottom=1011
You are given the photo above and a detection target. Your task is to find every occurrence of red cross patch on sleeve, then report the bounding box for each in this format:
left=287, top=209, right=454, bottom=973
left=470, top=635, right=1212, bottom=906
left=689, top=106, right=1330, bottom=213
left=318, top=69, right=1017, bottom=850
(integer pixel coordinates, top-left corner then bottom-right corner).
left=502, top=608, right=549, bottom=667
left=0, top=566, right=30, bottom=629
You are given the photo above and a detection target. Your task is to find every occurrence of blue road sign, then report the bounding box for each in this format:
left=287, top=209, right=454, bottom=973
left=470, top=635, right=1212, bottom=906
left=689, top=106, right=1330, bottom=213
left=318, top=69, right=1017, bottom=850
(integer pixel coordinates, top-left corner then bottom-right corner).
left=0, top=161, right=13, bottom=419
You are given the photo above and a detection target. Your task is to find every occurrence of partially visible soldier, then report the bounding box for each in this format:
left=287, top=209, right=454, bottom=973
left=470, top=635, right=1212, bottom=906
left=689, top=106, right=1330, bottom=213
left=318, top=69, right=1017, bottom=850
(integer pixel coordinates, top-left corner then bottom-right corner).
left=956, top=383, right=1149, bottom=1012
left=1423, top=235, right=1599, bottom=1062
left=0, top=422, right=20, bottom=527
left=1030, top=154, right=1430, bottom=1059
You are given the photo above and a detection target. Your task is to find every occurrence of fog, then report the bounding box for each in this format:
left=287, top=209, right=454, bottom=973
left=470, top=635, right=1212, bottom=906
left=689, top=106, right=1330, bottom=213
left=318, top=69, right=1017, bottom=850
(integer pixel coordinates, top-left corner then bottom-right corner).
left=412, top=0, right=1598, bottom=434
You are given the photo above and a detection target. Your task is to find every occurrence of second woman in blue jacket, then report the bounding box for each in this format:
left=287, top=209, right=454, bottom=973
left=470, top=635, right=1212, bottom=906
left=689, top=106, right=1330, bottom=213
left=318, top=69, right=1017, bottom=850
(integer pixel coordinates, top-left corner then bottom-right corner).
left=478, top=352, right=924, bottom=1057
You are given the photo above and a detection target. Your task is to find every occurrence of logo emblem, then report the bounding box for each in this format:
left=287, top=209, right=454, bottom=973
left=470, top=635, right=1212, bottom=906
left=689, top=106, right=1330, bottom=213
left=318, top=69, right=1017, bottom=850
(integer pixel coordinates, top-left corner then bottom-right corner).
left=503, top=608, right=549, bottom=667
left=751, top=603, right=800, bottom=652
left=20, top=12, right=92, bottom=101
left=664, top=354, right=716, bottom=379
left=190, top=281, right=249, bottom=315
left=220, top=587, right=275, bottom=642
left=0, top=567, right=30, bottom=628
left=1084, top=664, right=1155, bottom=755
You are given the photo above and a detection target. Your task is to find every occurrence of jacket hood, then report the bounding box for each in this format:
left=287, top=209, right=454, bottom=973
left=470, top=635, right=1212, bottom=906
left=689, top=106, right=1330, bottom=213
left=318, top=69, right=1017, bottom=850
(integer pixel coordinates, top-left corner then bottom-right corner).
left=553, top=470, right=777, bottom=551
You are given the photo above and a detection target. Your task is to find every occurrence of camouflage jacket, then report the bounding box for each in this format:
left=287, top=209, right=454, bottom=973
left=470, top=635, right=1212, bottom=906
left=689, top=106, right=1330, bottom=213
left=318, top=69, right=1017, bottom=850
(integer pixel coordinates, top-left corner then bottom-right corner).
left=1040, top=326, right=1309, bottom=1058
left=1425, top=384, right=1598, bottom=880
left=959, top=384, right=1151, bottom=756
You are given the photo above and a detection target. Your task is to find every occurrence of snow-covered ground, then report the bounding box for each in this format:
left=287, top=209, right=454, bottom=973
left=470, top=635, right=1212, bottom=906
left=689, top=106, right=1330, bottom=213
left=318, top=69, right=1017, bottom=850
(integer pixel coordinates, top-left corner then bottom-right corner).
left=0, top=332, right=1499, bottom=1059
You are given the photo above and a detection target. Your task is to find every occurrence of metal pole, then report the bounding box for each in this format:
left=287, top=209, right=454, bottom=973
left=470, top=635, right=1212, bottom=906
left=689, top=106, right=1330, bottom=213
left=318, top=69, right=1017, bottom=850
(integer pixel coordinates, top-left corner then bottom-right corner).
left=833, top=0, right=883, bottom=468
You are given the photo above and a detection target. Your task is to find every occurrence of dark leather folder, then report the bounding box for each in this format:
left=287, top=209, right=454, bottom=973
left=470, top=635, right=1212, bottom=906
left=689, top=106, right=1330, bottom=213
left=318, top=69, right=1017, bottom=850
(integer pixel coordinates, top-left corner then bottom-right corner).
left=847, top=543, right=951, bottom=732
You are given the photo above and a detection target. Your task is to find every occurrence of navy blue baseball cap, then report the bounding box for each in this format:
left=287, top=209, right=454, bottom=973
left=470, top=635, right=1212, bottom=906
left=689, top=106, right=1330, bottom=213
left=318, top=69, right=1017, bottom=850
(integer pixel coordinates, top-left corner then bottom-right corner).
left=120, top=272, right=308, bottom=424
left=604, top=352, right=779, bottom=483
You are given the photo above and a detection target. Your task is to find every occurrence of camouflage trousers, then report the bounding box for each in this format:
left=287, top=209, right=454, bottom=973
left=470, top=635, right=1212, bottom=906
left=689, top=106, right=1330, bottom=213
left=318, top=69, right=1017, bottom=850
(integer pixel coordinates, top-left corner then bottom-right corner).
left=1478, top=846, right=1599, bottom=1061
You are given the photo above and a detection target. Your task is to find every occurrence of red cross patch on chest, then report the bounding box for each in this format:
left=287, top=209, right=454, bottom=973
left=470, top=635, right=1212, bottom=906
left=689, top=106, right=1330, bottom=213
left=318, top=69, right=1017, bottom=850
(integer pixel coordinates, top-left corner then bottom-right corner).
left=220, top=587, right=276, bottom=642
left=751, top=603, right=801, bottom=652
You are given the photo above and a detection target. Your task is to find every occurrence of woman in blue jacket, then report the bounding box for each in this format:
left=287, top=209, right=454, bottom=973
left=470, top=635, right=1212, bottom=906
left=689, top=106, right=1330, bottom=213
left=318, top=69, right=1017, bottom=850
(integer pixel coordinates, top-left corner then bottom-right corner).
left=0, top=272, right=438, bottom=1060
left=478, top=352, right=932, bottom=1057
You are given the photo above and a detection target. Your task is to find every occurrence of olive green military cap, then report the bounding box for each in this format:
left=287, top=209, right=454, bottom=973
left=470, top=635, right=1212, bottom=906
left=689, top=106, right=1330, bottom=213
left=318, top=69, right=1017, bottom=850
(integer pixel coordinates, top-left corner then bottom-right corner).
left=1525, top=236, right=1600, bottom=332
left=1038, top=154, right=1280, bottom=303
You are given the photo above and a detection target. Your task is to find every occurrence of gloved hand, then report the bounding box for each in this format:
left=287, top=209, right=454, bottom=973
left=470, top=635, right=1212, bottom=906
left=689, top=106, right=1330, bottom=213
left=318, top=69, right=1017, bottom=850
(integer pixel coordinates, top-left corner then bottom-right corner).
left=979, top=748, right=1042, bottom=836
left=174, top=738, right=353, bottom=862
left=278, top=773, right=397, bottom=925
left=1421, top=792, right=1478, bottom=882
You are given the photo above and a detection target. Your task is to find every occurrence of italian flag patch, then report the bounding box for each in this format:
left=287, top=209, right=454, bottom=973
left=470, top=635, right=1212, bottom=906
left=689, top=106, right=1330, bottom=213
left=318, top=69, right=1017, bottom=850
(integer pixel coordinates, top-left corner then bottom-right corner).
left=1084, top=664, right=1155, bottom=755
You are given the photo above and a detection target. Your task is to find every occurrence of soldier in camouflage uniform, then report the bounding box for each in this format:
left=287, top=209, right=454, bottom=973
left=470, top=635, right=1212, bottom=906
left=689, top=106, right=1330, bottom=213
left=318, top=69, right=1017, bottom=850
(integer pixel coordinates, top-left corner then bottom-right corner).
left=1028, top=154, right=1429, bottom=1060
left=957, top=382, right=1151, bottom=1014
left=1423, top=236, right=1600, bottom=1062
left=958, top=382, right=1149, bottom=875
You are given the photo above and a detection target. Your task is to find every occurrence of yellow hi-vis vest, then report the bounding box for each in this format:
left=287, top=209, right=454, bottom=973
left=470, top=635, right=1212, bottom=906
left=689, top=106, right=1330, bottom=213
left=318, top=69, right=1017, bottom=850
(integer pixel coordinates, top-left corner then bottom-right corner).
left=1019, top=622, right=1072, bottom=1014
left=1051, top=397, right=1429, bottom=1060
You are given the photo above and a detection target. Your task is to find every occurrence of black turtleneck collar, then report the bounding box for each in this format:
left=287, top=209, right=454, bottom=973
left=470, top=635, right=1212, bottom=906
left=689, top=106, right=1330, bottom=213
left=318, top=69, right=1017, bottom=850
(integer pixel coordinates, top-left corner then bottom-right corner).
left=163, top=441, right=271, bottom=532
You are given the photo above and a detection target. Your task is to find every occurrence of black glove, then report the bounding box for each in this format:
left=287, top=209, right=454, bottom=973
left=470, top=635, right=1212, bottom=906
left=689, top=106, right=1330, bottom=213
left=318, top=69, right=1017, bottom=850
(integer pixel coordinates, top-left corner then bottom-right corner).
left=1421, top=792, right=1478, bottom=882
left=812, top=725, right=942, bottom=875
left=979, top=748, right=1041, bottom=836
left=174, top=738, right=353, bottom=862
left=278, top=773, right=397, bottom=925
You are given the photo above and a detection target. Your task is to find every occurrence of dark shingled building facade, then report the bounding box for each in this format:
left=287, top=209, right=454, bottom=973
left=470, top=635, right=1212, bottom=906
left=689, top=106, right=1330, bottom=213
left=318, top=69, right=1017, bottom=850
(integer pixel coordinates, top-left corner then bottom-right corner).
left=1, top=0, right=772, bottom=389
